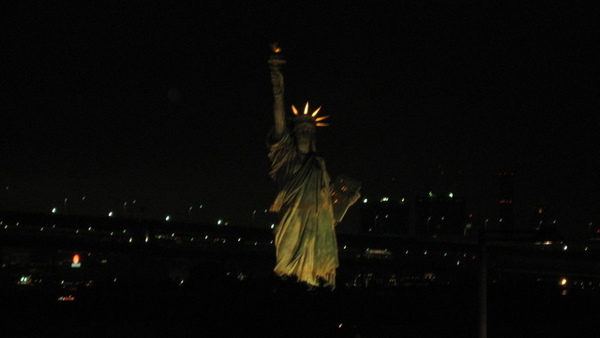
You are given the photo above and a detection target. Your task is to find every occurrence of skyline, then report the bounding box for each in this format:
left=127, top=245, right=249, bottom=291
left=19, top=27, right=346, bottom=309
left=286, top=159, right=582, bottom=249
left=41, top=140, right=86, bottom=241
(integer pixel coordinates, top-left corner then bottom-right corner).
left=3, top=3, right=598, bottom=240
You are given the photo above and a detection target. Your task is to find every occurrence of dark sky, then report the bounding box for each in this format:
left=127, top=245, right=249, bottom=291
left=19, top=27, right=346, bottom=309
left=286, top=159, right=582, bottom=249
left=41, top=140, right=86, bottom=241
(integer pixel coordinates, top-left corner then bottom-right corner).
left=2, top=2, right=598, bottom=239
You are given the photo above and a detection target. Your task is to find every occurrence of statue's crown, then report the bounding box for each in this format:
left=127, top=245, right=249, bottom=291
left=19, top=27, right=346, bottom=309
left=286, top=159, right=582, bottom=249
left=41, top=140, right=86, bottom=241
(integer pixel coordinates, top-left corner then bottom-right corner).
left=291, top=102, right=329, bottom=127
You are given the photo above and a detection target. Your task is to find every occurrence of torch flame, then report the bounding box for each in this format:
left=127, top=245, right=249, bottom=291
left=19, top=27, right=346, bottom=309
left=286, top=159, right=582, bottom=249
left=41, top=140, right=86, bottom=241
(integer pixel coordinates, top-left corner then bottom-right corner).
left=271, top=43, right=281, bottom=53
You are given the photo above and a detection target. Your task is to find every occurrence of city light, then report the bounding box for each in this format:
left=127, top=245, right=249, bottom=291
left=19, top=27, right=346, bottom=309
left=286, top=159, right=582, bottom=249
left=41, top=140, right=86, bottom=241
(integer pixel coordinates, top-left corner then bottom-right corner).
left=18, top=275, right=32, bottom=285
left=57, top=295, right=75, bottom=301
left=71, top=254, right=81, bottom=268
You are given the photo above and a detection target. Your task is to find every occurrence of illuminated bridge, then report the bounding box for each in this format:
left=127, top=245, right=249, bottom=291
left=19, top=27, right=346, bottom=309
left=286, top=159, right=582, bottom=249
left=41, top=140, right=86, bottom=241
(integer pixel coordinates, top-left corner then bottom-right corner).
left=3, top=210, right=600, bottom=288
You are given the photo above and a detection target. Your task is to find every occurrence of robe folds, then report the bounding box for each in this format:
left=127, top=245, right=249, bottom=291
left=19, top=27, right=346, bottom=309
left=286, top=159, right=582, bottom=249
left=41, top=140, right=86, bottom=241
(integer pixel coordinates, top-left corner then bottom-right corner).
left=268, top=130, right=338, bottom=288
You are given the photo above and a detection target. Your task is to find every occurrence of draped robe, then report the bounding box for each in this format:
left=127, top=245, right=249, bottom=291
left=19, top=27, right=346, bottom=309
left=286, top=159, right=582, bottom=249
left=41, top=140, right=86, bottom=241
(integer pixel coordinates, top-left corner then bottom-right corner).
left=268, top=130, right=338, bottom=288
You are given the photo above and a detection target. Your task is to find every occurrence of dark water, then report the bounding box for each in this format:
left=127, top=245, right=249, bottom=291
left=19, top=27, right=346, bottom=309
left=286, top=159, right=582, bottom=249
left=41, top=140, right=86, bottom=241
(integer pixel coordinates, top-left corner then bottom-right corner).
left=2, top=276, right=599, bottom=338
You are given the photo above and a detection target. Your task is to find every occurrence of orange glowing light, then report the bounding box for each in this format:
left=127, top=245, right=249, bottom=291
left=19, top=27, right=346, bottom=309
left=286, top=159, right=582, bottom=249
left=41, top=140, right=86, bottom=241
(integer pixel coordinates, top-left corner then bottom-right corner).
left=270, top=43, right=281, bottom=53
left=58, top=295, right=75, bottom=301
left=291, top=102, right=329, bottom=126
left=72, top=254, right=80, bottom=264
left=311, top=106, right=322, bottom=117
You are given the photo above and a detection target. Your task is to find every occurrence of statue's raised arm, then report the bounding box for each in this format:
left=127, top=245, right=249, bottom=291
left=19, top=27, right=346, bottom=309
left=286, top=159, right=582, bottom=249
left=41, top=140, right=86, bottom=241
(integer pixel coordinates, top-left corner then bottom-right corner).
left=268, top=43, right=286, bottom=140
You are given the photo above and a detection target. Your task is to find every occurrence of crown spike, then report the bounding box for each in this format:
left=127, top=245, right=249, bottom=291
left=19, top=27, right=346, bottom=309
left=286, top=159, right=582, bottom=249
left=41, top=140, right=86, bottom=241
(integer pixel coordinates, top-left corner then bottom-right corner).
left=291, top=102, right=330, bottom=127
left=311, top=106, right=322, bottom=117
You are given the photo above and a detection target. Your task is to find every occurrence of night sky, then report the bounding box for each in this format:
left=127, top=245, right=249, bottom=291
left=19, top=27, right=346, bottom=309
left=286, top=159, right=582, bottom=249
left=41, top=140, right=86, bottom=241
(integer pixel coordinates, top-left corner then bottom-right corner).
left=3, top=2, right=598, bottom=239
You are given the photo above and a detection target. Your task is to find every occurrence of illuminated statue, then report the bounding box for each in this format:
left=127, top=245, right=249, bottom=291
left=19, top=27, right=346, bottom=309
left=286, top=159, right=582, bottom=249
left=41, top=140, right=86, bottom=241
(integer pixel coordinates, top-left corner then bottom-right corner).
left=267, top=44, right=360, bottom=289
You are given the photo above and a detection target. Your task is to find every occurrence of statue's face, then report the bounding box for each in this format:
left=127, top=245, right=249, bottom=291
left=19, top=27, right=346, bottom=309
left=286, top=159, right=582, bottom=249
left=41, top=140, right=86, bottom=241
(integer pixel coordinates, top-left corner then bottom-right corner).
left=293, top=122, right=316, bottom=153
left=294, top=122, right=315, bottom=138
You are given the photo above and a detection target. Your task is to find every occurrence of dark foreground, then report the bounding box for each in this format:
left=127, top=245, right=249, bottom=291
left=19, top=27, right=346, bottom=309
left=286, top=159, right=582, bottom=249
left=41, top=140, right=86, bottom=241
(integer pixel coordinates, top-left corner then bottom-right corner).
left=2, top=211, right=599, bottom=337
left=2, top=275, right=599, bottom=338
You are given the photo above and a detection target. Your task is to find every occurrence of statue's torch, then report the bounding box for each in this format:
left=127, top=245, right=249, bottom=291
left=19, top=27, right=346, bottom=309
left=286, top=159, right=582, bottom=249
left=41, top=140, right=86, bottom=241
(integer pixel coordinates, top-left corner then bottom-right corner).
left=268, top=43, right=286, bottom=70
left=268, top=43, right=286, bottom=97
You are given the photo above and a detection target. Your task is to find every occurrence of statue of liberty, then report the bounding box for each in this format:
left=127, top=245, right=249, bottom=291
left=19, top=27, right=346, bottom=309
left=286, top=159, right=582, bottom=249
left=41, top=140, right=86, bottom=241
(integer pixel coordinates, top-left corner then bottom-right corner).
left=267, top=44, right=360, bottom=289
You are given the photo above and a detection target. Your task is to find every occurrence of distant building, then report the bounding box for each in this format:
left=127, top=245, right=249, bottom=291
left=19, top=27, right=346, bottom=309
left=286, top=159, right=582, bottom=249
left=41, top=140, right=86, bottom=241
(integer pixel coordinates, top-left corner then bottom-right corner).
left=532, top=205, right=563, bottom=244
left=415, top=191, right=467, bottom=237
left=498, top=172, right=515, bottom=234
left=533, top=205, right=549, bottom=231
left=589, top=222, right=600, bottom=241
left=359, top=197, right=410, bottom=235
